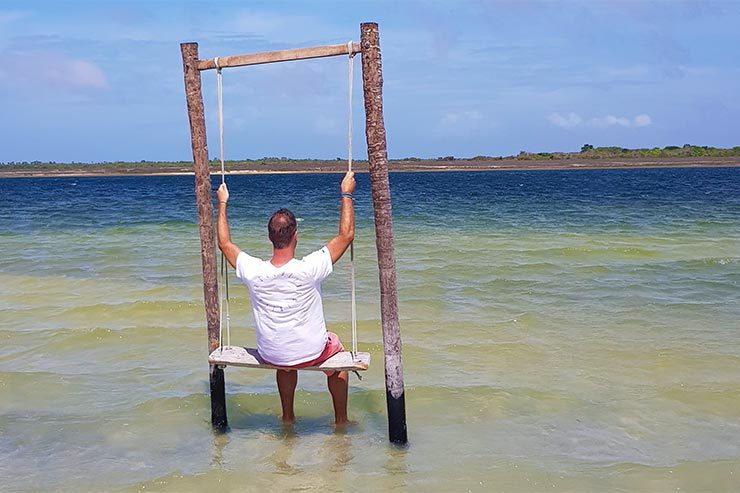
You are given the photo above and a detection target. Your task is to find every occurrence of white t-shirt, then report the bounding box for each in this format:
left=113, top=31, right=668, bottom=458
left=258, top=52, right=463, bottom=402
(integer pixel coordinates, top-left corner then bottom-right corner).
left=235, top=246, right=333, bottom=365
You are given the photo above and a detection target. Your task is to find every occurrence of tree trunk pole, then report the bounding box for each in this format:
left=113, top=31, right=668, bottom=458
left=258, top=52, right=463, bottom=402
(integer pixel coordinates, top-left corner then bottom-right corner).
left=180, top=42, right=228, bottom=431
left=360, top=22, right=408, bottom=445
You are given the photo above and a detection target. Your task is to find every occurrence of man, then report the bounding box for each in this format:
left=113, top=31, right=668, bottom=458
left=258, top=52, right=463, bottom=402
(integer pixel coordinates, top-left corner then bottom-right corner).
left=216, top=171, right=356, bottom=425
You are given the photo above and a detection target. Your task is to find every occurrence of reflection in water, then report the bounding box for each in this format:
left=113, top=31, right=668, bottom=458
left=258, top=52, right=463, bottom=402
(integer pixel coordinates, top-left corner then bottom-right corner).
left=264, top=426, right=357, bottom=477
left=211, top=431, right=230, bottom=468
left=267, top=427, right=301, bottom=475
left=384, top=442, right=409, bottom=490
left=321, top=431, right=353, bottom=473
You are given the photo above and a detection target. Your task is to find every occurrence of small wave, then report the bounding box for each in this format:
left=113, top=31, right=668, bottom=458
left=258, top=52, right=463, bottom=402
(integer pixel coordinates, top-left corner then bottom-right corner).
left=131, top=392, right=209, bottom=414
left=700, top=257, right=737, bottom=266
left=13, top=325, right=202, bottom=356
left=103, top=219, right=196, bottom=235
left=60, top=299, right=203, bottom=322
left=545, top=246, right=662, bottom=260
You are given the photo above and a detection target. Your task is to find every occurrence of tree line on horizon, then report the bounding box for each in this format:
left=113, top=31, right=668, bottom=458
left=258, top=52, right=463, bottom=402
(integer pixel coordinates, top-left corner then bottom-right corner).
left=508, top=143, right=740, bottom=161
left=2, top=144, right=739, bottom=167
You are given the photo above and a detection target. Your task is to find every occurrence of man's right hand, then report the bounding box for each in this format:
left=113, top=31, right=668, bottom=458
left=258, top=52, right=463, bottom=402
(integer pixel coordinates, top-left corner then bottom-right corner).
left=217, top=183, right=229, bottom=204
left=341, top=171, right=356, bottom=195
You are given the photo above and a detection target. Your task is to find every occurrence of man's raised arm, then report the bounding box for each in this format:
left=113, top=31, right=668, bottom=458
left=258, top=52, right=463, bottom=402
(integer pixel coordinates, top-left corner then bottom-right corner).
left=326, top=171, right=356, bottom=264
left=216, top=183, right=241, bottom=268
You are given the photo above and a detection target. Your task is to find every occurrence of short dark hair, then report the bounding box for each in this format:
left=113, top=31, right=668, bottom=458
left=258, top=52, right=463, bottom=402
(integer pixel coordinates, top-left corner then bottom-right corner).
left=268, top=208, right=297, bottom=249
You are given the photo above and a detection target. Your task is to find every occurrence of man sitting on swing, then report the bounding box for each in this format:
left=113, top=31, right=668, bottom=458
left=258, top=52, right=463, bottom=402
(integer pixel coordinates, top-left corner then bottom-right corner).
left=216, top=171, right=356, bottom=425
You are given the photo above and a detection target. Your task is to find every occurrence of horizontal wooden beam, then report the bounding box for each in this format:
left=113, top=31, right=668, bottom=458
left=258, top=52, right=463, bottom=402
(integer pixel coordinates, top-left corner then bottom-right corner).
left=197, top=42, right=361, bottom=71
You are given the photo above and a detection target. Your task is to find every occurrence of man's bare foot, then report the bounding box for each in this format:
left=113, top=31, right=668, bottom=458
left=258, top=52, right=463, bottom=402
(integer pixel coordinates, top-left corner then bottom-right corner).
left=282, top=415, right=296, bottom=425
left=334, top=418, right=358, bottom=428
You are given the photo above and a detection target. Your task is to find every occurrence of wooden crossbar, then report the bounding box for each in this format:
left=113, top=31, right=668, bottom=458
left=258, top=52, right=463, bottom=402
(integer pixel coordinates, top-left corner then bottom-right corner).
left=209, top=346, right=370, bottom=372
left=197, top=42, right=362, bottom=71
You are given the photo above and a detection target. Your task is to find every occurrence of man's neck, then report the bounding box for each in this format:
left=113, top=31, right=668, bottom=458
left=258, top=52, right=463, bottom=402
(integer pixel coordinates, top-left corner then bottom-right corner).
left=270, top=247, right=295, bottom=267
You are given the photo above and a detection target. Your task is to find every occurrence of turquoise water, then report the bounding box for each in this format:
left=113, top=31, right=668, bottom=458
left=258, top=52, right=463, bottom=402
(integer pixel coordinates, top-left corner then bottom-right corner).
left=0, top=168, right=738, bottom=492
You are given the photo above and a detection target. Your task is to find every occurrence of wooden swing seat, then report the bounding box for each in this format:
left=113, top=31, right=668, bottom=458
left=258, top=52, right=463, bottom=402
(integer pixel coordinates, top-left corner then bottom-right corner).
left=209, top=346, right=370, bottom=372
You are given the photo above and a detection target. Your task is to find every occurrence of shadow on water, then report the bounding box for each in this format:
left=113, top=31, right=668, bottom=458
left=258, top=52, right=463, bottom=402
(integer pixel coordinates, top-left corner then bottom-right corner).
left=222, top=411, right=353, bottom=436
left=264, top=428, right=357, bottom=476
left=209, top=386, right=407, bottom=478
left=321, top=429, right=354, bottom=474
left=211, top=385, right=388, bottom=433
left=211, top=431, right=229, bottom=468
left=384, top=443, right=410, bottom=486
left=210, top=413, right=367, bottom=477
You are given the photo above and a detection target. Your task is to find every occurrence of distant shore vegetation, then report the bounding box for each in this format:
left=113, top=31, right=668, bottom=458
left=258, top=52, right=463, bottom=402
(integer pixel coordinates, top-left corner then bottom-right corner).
left=512, top=143, right=740, bottom=161
left=2, top=145, right=740, bottom=169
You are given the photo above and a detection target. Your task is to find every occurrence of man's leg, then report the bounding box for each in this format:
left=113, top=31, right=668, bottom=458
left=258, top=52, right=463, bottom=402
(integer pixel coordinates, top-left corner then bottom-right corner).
left=327, top=370, right=349, bottom=425
left=276, top=369, right=298, bottom=424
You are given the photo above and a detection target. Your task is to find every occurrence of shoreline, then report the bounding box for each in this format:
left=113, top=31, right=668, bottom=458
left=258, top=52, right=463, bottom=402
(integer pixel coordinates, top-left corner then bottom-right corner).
left=1, top=156, right=738, bottom=178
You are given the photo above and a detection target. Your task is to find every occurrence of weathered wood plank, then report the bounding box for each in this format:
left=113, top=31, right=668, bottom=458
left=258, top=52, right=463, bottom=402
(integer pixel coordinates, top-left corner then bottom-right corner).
left=198, top=42, right=362, bottom=71
left=209, top=346, right=371, bottom=371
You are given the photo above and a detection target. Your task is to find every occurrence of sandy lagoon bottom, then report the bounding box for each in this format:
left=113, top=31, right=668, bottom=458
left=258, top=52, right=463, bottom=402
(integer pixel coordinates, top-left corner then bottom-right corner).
left=0, top=169, right=738, bottom=492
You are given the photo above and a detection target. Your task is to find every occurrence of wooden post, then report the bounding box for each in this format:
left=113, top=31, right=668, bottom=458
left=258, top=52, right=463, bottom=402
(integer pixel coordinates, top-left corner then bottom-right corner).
left=180, top=42, right=228, bottom=431
left=360, top=22, right=408, bottom=444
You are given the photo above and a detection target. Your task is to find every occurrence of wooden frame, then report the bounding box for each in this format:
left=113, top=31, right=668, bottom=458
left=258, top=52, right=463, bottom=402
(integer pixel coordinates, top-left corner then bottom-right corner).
left=180, top=22, right=407, bottom=444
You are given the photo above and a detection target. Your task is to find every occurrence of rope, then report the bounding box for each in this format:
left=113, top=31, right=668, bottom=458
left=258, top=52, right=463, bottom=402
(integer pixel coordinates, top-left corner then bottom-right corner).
left=347, top=41, right=358, bottom=359
left=347, top=41, right=354, bottom=173
left=215, top=59, right=231, bottom=352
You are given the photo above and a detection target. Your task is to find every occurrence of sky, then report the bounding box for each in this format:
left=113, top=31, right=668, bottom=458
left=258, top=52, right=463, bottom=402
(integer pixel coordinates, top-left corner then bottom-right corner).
left=1, top=0, right=739, bottom=162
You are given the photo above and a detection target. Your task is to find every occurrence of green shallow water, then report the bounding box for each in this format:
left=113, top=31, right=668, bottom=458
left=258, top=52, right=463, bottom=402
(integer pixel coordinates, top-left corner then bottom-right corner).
left=0, top=169, right=739, bottom=492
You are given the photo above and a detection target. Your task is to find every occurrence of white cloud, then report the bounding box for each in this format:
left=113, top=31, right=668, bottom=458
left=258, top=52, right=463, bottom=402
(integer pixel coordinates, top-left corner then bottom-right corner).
left=591, top=115, right=631, bottom=127
left=548, top=112, right=582, bottom=128
left=232, top=11, right=287, bottom=37
left=0, top=52, right=108, bottom=91
left=231, top=11, right=338, bottom=46
left=440, top=110, right=483, bottom=126
left=0, top=10, right=29, bottom=25
left=436, top=110, right=485, bottom=137
left=634, top=114, right=652, bottom=127
left=44, top=58, right=108, bottom=90
left=548, top=112, right=653, bottom=129
left=313, top=115, right=340, bottom=135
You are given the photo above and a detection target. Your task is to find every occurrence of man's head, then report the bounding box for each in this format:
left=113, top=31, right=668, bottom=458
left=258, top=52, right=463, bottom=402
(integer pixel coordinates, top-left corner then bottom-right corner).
left=268, top=208, right=297, bottom=249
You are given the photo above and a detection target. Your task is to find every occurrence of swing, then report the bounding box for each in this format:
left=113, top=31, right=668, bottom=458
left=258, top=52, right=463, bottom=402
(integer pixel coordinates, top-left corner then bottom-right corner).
left=208, top=43, right=370, bottom=373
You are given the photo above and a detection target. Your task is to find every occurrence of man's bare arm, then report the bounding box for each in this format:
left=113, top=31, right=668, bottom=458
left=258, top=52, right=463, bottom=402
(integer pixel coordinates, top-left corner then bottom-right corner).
left=326, top=171, right=356, bottom=264
left=216, top=183, right=241, bottom=269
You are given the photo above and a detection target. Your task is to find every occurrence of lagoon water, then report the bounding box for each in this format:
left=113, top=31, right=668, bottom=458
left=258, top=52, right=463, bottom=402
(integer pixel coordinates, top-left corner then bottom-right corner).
left=1, top=168, right=739, bottom=492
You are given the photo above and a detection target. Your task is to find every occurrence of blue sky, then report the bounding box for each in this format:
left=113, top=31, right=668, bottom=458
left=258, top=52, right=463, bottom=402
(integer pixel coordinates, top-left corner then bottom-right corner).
left=1, top=0, right=739, bottom=162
